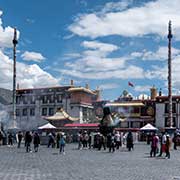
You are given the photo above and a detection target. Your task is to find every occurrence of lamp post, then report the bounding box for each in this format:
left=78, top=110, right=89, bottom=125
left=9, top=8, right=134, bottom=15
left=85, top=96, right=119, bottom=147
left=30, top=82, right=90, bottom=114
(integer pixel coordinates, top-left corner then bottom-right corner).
left=167, top=21, right=173, bottom=128
left=12, top=28, right=18, bottom=128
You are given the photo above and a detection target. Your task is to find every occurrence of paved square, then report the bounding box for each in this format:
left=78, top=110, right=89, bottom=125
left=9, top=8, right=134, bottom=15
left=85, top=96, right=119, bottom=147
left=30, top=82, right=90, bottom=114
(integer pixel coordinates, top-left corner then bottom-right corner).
left=0, top=143, right=180, bottom=180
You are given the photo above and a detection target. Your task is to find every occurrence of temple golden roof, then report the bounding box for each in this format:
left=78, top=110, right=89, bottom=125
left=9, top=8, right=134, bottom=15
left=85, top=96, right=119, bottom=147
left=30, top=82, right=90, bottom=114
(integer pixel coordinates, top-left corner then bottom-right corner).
left=44, top=108, right=79, bottom=121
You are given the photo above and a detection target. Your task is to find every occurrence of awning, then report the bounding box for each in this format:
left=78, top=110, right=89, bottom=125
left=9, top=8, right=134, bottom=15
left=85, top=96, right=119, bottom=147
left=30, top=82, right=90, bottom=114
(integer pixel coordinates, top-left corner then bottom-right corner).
left=105, top=102, right=145, bottom=107
left=140, top=123, right=157, bottom=131
left=64, top=123, right=99, bottom=127
left=38, top=123, right=56, bottom=129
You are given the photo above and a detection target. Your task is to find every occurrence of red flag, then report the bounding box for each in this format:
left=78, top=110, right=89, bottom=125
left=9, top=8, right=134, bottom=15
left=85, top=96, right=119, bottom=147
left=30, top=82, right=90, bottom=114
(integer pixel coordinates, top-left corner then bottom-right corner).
left=128, top=81, right=134, bottom=87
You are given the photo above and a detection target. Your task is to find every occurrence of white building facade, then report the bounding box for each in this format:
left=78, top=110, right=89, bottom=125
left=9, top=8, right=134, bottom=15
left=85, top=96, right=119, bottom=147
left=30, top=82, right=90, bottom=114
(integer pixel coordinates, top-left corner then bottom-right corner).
left=15, top=84, right=98, bottom=130
left=155, top=96, right=180, bottom=129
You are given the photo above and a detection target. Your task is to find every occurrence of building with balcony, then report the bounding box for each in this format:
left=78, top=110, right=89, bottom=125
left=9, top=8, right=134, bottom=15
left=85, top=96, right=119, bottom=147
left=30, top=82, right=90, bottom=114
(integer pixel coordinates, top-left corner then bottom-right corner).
left=104, top=88, right=156, bottom=130
left=15, top=82, right=99, bottom=130
left=156, top=96, right=180, bottom=130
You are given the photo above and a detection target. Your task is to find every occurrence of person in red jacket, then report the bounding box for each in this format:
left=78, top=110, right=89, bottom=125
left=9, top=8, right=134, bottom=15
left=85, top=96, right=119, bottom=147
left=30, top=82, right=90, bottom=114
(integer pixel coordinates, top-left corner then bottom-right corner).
left=150, top=133, right=159, bottom=157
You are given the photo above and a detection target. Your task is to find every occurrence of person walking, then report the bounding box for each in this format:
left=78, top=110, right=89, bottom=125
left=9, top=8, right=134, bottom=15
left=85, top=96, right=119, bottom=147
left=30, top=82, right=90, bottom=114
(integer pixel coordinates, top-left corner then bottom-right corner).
left=0, top=131, right=3, bottom=145
left=126, top=131, right=133, bottom=151
left=150, top=133, right=159, bottom=157
left=115, top=131, right=121, bottom=150
left=33, top=132, right=40, bottom=152
left=88, top=132, right=92, bottom=149
left=25, top=131, right=32, bottom=153
left=56, top=133, right=60, bottom=149
left=17, top=131, right=23, bottom=148
left=158, top=132, right=167, bottom=157
left=77, top=132, right=83, bottom=150
left=84, top=131, right=89, bottom=149
left=109, top=133, right=115, bottom=153
left=98, top=133, right=106, bottom=151
left=59, top=132, right=66, bottom=154
left=172, top=133, right=178, bottom=150
left=165, top=134, right=171, bottom=159
left=8, top=133, right=13, bottom=146
left=48, top=133, right=55, bottom=148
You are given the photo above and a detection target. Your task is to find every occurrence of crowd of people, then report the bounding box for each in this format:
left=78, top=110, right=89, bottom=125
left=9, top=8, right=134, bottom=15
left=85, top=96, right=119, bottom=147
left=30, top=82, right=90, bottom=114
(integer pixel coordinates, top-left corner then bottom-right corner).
left=1, top=128, right=179, bottom=158
left=77, top=130, right=134, bottom=153
left=149, top=131, right=180, bottom=159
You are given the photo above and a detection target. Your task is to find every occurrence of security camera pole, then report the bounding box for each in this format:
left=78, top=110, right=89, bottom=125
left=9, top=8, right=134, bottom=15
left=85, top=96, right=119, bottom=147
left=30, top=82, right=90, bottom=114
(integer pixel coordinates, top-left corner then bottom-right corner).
left=12, top=28, right=18, bottom=128
left=168, top=21, right=173, bottom=128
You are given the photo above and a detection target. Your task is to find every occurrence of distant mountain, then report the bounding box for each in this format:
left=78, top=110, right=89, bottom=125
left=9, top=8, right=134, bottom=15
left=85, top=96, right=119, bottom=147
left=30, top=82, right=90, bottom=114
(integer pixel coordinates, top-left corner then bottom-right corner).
left=0, top=88, right=12, bottom=105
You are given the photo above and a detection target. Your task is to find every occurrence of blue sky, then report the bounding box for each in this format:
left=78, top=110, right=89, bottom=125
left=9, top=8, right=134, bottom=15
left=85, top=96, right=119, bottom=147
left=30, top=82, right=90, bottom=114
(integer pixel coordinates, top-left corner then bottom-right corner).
left=1, top=0, right=180, bottom=100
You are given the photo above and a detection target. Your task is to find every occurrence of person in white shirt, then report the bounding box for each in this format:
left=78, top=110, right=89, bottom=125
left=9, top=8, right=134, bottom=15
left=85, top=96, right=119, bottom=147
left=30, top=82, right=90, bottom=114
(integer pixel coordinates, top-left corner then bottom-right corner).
left=115, top=131, right=121, bottom=149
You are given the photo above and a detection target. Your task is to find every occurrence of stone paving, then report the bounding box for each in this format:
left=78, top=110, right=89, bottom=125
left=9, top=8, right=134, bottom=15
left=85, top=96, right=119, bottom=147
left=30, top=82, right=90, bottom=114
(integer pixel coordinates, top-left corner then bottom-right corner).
left=0, top=143, right=180, bottom=180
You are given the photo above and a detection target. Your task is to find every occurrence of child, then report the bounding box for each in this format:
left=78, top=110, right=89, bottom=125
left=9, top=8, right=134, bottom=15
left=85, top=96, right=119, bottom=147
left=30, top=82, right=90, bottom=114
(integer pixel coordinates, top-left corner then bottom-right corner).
left=59, top=132, right=66, bottom=154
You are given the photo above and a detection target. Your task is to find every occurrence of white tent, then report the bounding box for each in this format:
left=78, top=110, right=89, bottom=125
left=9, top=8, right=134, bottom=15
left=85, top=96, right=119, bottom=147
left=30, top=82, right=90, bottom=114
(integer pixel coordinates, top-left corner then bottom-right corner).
left=140, top=123, right=158, bottom=131
left=38, top=123, right=56, bottom=130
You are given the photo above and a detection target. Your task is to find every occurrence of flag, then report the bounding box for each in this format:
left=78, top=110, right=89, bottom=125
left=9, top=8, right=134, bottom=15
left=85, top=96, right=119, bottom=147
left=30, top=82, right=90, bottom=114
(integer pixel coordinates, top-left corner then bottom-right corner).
left=128, top=81, right=134, bottom=87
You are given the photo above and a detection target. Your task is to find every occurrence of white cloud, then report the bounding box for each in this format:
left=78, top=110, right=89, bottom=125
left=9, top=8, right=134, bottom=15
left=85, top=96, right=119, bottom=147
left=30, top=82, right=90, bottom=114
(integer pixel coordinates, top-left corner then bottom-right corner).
left=0, top=50, right=59, bottom=89
left=101, top=0, right=133, bottom=13
left=99, top=83, right=119, bottom=90
left=82, top=40, right=118, bottom=57
left=138, top=94, right=149, bottom=100
left=68, top=0, right=180, bottom=39
left=26, top=18, right=35, bottom=24
left=134, top=85, right=152, bottom=92
left=0, top=11, right=20, bottom=48
left=21, top=51, right=45, bottom=62
left=60, top=65, right=144, bottom=80
left=60, top=40, right=145, bottom=79
left=63, top=40, right=124, bottom=72
left=130, top=52, right=143, bottom=58
left=63, top=53, right=82, bottom=60
left=142, top=47, right=180, bottom=61
left=130, top=46, right=180, bottom=61
left=144, top=53, right=180, bottom=93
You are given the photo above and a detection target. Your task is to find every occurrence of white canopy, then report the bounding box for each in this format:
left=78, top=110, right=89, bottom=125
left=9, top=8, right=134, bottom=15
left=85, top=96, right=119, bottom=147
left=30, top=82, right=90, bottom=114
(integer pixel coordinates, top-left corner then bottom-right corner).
left=38, top=123, right=56, bottom=130
left=140, top=123, right=158, bottom=131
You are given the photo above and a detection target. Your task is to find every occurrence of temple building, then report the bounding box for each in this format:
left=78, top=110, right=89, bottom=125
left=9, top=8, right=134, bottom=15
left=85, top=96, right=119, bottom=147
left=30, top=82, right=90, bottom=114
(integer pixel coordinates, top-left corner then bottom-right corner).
left=43, top=108, right=78, bottom=127
left=15, top=81, right=99, bottom=130
left=104, top=88, right=156, bottom=130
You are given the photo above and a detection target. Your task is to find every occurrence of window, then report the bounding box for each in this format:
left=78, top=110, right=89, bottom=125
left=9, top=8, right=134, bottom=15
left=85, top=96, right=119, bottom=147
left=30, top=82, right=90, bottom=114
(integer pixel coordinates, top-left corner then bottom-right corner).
left=165, top=103, right=176, bottom=113
left=16, top=96, right=20, bottom=104
left=42, top=96, right=47, bottom=104
left=49, top=95, right=54, bottom=103
left=165, top=117, right=176, bottom=127
left=49, top=108, right=54, bottom=116
left=16, top=109, right=20, bottom=116
left=22, top=108, right=27, bottom=116
left=30, top=108, right=35, bottom=116
left=42, top=108, right=47, bottom=116
left=57, top=94, right=62, bottom=103
left=130, top=107, right=140, bottom=114
left=30, top=96, right=35, bottom=104
left=23, top=96, right=28, bottom=104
